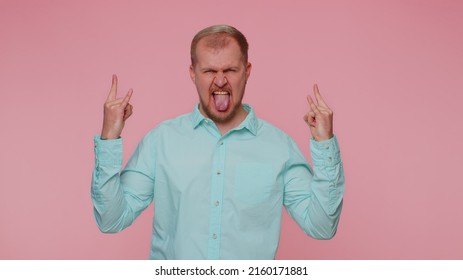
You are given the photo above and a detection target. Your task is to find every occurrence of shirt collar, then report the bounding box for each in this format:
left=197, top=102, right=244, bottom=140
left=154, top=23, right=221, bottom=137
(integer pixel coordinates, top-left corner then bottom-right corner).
left=190, top=104, right=258, bottom=136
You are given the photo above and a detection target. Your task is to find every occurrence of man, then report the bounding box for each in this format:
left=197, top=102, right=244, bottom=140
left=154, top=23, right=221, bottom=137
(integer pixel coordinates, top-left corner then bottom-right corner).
left=92, top=25, right=344, bottom=260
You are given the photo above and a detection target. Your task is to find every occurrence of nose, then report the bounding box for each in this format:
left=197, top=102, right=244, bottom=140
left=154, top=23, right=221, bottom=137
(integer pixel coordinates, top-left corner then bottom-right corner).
left=213, top=72, right=228, bottom=88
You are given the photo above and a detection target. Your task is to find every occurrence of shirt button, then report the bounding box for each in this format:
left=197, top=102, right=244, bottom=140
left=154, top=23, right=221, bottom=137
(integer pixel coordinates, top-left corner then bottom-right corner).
left=218, top=141, right=223, bottom=145
left=217, top=170, right=221, bottom=175
left=214, top=201, right=220, bottom=206
left=324, top=144, right=329, bottom=149
left=212, top=234, right=217, bottom=239
left=328, top=156, right=332, bottom=161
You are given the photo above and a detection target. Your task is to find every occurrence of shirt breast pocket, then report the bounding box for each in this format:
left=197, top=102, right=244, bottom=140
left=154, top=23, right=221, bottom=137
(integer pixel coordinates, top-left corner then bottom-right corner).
left=233, top=163, right=274, bottom=204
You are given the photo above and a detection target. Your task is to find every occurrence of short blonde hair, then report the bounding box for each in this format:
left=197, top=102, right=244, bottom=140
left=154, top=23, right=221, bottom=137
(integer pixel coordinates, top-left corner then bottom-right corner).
left=190, top=25, right=249, bottom=66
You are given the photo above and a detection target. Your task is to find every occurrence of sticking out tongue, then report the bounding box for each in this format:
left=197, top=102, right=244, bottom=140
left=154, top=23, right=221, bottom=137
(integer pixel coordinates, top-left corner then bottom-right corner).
left=213, top=93, right=230, bottom=112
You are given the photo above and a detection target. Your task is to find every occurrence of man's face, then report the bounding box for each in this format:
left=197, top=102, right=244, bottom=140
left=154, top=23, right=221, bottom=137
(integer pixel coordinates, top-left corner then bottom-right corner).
left=190, top=37, right=251, bottom=124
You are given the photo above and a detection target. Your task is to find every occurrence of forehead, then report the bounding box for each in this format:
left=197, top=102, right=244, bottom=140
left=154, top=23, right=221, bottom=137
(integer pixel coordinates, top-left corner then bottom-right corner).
left=195, top=37, right=244, bottom=67
left=200, top=33, right=234, bottom=50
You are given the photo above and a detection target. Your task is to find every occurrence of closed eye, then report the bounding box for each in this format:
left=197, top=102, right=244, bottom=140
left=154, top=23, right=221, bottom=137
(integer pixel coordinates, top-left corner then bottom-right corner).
left=203, top=69, right=216, bottom=74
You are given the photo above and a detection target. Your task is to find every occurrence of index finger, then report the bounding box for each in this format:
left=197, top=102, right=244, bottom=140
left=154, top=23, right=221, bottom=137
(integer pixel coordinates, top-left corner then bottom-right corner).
left=107, top=74, right=118, bottom=101
left=313, top=84, right=329, bottom=108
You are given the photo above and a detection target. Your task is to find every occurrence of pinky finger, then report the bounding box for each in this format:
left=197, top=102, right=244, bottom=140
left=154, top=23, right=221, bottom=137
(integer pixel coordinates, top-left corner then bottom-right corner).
left=123, top=104, right=133, bottom=121
left=121, top=89, right=133, bottom=108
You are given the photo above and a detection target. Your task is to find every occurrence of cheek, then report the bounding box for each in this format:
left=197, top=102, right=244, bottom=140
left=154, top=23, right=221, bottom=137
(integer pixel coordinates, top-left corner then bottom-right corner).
left=196, top=80, right=212, bottom=99
left=232, top=76, right=247, bottom=91
left=197, top=76, right=213, bottom=90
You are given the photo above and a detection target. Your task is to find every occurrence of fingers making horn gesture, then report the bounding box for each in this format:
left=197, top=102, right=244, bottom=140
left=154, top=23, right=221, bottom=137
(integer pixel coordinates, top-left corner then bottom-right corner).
left=101, top=75, right=133, bottom=140
left=303, top=84, right=334, bottom=142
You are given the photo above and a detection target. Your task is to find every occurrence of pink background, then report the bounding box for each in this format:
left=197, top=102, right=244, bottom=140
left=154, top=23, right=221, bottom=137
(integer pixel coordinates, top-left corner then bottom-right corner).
left=1, top=0, right=462, bottom=259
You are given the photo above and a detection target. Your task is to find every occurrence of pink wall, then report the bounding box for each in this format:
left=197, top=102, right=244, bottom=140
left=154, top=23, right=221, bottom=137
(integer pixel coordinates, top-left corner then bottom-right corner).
left=1, top=0, right=462, bottom=259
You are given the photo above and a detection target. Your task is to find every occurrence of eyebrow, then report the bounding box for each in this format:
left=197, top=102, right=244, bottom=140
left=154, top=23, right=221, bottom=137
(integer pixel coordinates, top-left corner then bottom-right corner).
left=199, top=66, right=240, bottom=72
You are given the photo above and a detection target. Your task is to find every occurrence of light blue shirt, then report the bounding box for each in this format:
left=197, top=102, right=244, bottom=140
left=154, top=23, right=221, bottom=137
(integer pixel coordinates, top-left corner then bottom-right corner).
left=92, top=104, right=344, bottom=259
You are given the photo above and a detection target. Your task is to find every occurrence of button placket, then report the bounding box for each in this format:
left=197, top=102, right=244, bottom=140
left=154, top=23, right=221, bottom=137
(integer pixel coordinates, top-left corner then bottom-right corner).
left=207, top=137, right=226, bottom=259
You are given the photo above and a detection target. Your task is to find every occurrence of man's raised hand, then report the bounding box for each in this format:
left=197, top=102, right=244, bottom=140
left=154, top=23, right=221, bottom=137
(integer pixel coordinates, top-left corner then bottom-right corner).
left=303, top=84, right=334, bottom=142
left=100, top=75, right=133, bottom=140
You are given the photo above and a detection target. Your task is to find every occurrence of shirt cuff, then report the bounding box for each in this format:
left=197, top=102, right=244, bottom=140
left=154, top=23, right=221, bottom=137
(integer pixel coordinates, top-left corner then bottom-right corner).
left=310, top=135, right=341, bottom=166
left=93, top=135, right=123, bottom=166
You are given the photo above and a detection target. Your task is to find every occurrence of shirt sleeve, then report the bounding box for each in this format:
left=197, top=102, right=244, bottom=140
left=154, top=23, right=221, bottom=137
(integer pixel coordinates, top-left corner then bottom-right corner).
left=91, top=134, right=155, bottom=233
left=283, top=135, right=345, bottom=239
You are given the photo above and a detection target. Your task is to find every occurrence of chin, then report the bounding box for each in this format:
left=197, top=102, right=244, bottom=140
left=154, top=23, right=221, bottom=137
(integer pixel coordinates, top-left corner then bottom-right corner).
left=203, top=103, right=239, bottom=124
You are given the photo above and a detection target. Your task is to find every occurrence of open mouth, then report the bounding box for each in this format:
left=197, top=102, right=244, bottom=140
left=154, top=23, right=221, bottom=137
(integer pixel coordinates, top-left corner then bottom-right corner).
left=212, top=91, right=230, bottom=112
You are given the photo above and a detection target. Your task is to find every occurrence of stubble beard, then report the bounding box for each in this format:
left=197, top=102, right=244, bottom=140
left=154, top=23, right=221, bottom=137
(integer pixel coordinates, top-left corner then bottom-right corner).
left=200, top=99, right=241, bottom=124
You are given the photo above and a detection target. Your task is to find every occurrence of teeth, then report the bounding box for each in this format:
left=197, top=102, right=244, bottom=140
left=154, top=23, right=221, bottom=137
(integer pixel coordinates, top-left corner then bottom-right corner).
left=213, top=91, right=229, bottom=95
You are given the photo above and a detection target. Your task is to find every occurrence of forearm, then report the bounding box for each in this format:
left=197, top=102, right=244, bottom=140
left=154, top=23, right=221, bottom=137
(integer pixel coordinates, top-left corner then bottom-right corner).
left=285, top=166, right=344, bottom=239
left=303, top=160, right=344, bottom=239
left=284, top=135, right=345, bottom=239
left=91, top=136, right=137, bottom=233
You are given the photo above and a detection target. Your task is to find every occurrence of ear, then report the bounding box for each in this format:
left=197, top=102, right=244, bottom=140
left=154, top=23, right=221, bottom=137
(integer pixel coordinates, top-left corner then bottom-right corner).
left=245, top=62, right=252, bottom=80
left=189, top=65, right=195, bottom=83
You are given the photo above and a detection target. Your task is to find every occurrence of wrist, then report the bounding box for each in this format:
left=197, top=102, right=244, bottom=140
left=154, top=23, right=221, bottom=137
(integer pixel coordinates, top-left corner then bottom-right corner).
left=101, top=129, right=121, bottom=140
left=313, top=133, right=334, bottom=142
